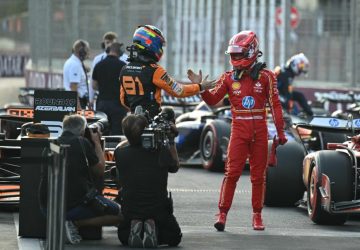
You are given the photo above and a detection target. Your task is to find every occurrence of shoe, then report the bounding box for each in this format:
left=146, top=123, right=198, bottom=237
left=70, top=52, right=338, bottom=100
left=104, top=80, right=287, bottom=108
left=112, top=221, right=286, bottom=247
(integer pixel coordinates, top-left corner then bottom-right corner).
left=65, top=220, right=82, bottom=244
left=128, top=220, right=143, bottom=248
left=214, top=212, right=227, bottom=231
left=143, top=219, right=158, bottom=248
left=252, top=212, right=265, bottom=230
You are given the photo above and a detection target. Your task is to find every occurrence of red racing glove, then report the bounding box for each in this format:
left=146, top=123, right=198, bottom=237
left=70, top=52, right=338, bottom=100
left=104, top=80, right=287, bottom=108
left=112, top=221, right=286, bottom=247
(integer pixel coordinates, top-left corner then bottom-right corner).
left=268, top=136, right=279, bottom=167
left=278, top=131, right=288, bottom=145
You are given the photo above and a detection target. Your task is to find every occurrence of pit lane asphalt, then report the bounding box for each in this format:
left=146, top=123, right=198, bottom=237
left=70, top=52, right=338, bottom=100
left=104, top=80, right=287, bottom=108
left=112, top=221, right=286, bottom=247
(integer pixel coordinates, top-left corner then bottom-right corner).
left=2, top=167, right=360, bottom=250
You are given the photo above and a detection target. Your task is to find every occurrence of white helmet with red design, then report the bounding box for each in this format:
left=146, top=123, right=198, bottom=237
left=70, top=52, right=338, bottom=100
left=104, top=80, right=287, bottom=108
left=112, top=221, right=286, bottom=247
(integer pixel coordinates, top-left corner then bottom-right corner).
left=286, top=53, right=310, bottom=76
left=225, top=30, right=260, bottom=69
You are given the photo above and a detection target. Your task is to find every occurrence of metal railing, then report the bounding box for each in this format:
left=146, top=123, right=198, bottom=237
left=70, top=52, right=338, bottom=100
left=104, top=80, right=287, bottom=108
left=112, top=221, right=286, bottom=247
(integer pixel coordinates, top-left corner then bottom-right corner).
left=46, top=142, right=69, bottom=250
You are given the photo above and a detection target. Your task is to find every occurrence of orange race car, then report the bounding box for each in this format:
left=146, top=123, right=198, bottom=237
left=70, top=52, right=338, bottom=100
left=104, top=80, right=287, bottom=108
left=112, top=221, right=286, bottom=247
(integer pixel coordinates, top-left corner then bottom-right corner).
left=0, top=105, right=123, bottom=210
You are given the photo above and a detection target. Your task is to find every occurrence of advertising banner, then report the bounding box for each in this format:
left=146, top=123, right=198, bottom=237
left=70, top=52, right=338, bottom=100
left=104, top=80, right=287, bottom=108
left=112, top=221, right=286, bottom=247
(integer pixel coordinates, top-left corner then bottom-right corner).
left=33, top=90, right=77, bottom=137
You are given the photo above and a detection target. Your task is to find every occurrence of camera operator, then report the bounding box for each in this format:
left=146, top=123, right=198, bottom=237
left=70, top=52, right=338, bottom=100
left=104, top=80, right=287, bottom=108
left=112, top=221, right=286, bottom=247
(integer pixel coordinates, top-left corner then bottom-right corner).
left=58, top=114, right=122, bottom=244
left=114, top=114, right=182, bottom=248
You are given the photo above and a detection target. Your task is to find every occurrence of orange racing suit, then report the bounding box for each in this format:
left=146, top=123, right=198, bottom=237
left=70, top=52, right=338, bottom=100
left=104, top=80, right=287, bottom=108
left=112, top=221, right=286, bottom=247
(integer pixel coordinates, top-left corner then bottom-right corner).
left=120, top=62, right=200, bottom=117
left=201, top=68, right=285, bottom=214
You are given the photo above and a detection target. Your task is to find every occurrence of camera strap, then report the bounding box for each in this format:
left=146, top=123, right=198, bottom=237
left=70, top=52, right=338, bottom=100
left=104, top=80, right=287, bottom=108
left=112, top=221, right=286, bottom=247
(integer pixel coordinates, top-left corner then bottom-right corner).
left=78, top=137, right=96, bottom=190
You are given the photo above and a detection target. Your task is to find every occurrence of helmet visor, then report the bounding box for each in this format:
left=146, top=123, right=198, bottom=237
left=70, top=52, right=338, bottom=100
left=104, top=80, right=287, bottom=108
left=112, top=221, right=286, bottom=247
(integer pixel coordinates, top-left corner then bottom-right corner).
left=230, top=53, right=249, bottom=61
left=225, top=45, right=249, bottom=55
left=298, top=61, right=309, bottom=74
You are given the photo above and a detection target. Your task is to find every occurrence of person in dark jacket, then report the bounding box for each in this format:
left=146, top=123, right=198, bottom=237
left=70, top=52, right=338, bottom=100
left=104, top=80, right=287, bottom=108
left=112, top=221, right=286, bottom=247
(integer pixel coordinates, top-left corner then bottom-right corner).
left=92, top=42, right=127, bottom=135
left=115, top=114, right=182, bottom=248
left=275, top=53, right=313, bottom=116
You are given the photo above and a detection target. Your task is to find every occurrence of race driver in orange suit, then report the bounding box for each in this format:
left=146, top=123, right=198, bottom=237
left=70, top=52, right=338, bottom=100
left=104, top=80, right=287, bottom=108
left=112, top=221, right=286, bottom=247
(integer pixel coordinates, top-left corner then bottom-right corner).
left=189, top=30, right=287, bottom=231
left=120, top=25, right=215, bottom=118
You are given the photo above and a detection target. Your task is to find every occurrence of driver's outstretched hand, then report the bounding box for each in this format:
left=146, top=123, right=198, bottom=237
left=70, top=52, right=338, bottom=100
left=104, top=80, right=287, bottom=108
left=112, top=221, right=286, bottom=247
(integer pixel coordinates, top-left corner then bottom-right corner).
left=187, top=69, right=202, bottom=84
left=200, top=75, right=216, bottom=91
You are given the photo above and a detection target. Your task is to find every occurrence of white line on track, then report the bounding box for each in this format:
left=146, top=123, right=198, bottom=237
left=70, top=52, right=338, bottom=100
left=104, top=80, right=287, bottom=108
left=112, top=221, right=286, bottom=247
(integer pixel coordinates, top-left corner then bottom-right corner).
left=180, top=225, right=360, bottom=238
left=169, top=188, right=251, bottom=194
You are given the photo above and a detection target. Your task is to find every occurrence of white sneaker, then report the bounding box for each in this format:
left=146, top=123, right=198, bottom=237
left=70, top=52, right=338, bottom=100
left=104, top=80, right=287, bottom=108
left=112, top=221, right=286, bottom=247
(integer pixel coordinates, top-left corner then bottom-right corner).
left=143, top=219, right=157, bottom=248
left=128, top=219, right=143, bottom=248
left=65, top=220, right=82, bottom=244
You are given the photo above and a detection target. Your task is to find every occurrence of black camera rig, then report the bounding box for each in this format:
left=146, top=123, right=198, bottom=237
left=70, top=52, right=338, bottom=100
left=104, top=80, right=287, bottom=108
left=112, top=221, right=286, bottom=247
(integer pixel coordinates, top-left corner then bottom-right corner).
left=141, top=115, right=172, bottom=150
left=134, top=106, right=176, bottom=150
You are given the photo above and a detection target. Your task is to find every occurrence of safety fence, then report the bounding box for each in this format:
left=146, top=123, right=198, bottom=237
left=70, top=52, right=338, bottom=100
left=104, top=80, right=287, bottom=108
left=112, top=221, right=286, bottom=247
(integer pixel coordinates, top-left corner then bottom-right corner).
left=1, top=0, right=359, bottom=87
left=0, top=54, right=29, bottom=77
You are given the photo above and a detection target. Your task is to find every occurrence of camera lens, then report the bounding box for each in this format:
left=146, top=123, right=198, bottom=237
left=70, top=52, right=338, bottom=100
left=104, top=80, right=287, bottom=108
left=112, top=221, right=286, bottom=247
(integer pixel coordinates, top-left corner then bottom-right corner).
left=88, top=118, right=109, bottom=134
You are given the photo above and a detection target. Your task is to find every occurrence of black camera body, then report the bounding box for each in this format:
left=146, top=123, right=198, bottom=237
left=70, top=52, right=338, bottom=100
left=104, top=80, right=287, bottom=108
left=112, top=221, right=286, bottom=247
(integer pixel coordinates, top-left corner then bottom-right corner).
left=133, top=105, right=176, bottom=150
left=141, top=115, right=172, bottom=150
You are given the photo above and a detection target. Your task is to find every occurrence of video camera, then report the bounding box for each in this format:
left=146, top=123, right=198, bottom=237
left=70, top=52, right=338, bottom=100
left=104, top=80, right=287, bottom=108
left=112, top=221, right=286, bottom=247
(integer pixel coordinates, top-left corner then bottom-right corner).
left=134, top=106, right=177, bottom=150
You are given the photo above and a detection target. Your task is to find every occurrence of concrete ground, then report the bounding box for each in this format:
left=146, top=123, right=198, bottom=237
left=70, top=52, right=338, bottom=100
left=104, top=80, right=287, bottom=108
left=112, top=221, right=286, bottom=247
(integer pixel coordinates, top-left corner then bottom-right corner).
left=1, top=167, right=360, bottom=250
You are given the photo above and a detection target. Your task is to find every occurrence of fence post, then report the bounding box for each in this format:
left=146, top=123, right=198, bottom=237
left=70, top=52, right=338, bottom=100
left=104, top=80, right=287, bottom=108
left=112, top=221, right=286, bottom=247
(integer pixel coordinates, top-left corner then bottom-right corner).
left=46, top=142, right=69, bottom=250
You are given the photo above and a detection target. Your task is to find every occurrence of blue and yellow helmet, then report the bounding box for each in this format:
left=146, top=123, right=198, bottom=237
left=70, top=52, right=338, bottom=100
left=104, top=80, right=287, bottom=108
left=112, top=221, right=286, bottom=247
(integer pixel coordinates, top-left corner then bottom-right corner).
left=132, top=25, right=166, bottom=62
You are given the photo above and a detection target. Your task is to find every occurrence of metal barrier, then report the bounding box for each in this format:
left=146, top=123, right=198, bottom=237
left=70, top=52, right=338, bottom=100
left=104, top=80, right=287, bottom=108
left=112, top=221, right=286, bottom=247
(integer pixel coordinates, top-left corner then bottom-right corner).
left=46, top=142, right=69, bottom=250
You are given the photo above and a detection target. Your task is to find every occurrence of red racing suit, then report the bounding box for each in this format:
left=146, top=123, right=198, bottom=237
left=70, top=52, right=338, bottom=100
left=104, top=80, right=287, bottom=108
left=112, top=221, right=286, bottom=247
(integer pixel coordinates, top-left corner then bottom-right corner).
left=201, top=68, right=285, bottom=214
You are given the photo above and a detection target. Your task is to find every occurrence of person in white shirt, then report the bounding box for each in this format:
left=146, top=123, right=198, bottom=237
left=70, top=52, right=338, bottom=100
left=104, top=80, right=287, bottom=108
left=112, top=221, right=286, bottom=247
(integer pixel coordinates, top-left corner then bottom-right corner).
left=92, top=31, right=128, bottom=66
left=90, top=32, right=128, bottom=108
left=63, top=40, right=91, bottom=110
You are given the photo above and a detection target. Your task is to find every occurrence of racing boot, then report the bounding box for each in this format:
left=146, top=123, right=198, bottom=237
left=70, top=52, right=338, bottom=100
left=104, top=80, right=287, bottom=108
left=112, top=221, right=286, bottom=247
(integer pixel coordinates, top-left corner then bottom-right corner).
left=214, top=212, right=227, bottom=231
left=252, top=212, right=265, bottom=230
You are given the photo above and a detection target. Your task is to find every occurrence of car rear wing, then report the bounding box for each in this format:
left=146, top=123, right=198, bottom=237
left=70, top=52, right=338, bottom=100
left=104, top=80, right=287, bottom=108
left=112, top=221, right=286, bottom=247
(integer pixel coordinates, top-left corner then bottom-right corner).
left=294, top=116, right=360, bottom=135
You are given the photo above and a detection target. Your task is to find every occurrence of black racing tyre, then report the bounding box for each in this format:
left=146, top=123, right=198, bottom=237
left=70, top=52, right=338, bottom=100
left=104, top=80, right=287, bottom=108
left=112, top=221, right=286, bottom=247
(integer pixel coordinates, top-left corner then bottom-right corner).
left=265, top=140, right=306, bottom=206
left=200, top=120, right=230, bottom=172
left=318, top=132, right=347, bottom=150
left=307, top=151, right=352, bottom=225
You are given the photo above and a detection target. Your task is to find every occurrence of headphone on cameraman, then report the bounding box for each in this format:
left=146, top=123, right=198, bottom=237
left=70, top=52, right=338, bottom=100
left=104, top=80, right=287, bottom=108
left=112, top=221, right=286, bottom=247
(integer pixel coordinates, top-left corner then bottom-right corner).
left=78, top=40, right=88, bottom=61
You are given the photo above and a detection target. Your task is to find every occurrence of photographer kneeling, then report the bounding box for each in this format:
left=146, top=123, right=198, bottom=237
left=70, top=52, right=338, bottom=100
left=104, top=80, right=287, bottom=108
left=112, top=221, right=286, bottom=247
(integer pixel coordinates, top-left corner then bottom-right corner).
left=115, top=114, right=182, bottom=248
left=58, top=115, right=122, bottom=244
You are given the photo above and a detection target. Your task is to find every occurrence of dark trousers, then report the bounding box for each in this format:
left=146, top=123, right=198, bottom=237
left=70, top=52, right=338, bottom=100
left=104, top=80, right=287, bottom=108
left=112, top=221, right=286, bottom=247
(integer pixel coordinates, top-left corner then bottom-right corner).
left=117, top=214, right=182, bottom=247
left=79, top=96, right=88, bottom=110
left=292, top=91, right=313, bottom=116
left=97, top=100, right=127, bottom=135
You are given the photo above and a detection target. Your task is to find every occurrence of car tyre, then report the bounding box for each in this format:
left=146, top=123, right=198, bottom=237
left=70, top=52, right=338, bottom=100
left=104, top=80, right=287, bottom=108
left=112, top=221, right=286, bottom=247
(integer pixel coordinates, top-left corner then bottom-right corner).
left=265, top=140, right=306, bottom=206
left=307, top=150, right=352, bottom=225
left=200, top=120, right=230, bottom=172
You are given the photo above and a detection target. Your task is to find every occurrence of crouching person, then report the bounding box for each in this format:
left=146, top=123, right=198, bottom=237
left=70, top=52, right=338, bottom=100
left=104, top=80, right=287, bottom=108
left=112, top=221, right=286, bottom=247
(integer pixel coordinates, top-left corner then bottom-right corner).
left=59, top=115, right=123, bottom=244
left=115, top=114, right=182, bottom=248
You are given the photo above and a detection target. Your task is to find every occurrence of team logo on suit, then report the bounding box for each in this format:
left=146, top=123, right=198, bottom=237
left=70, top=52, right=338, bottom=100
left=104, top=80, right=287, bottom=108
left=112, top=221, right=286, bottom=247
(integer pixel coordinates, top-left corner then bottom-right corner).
left=232, top=82, right=241, bottom=90
left=242, top=96, right=255, bottom=109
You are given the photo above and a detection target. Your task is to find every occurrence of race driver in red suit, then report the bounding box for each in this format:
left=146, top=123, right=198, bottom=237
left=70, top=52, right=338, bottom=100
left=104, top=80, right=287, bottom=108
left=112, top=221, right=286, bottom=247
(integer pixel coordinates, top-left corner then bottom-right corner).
left=189, top=30, right=287, bottom=231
